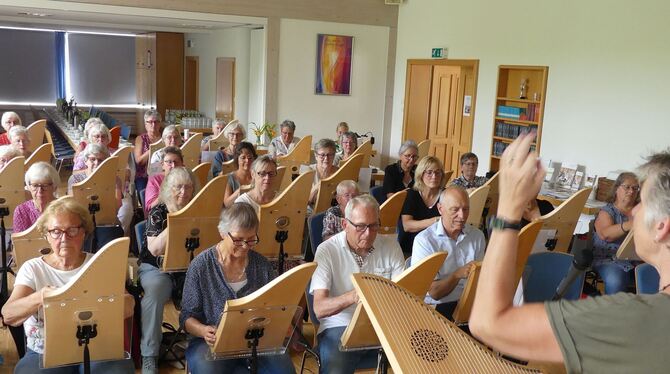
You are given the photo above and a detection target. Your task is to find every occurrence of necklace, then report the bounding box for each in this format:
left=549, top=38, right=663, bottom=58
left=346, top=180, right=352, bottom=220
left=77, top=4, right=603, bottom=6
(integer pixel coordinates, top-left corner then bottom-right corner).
left=661, top=283, right=670, bottom=292
left=216, top=243, right=248, bottom=282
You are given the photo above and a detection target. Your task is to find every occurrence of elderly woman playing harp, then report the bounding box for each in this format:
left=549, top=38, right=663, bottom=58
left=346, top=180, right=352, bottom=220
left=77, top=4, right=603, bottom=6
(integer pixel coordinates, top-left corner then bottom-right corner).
left=2, top=197, right=134, bottom=374
left=179, top=202, right=295, bottom=374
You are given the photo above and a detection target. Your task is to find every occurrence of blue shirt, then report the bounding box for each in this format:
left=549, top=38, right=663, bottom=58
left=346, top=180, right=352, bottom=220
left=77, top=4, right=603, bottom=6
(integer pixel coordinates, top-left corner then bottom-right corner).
left=411, top=221, right=486, bottom=304
left=179, top=247, right=276, bottom=329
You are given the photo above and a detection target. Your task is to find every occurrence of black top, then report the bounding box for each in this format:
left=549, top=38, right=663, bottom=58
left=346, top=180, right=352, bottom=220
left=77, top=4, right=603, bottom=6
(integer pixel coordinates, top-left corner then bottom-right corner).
left=520, top=199, right=555, bottom=227
left=383, top=161, right=416, bottom=196
left=141, top=203, right=169, bottom=267
left=398, top=189, right=440, bottom=254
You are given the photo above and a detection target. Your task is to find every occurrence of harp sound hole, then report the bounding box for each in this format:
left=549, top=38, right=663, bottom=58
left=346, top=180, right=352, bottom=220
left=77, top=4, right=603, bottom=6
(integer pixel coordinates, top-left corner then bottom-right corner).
left=410, top=329, right=448, bottom=362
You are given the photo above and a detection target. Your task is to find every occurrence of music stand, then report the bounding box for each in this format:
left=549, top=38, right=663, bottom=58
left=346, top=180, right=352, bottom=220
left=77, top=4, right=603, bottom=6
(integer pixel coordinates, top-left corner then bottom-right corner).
left=209, top=263, right=316, bottom=374
left=350, top=273, right=543, bottom=374
left=257, top=171, right=313, bottom=274
left=41, top=238, right=131, bottom=372
left=160, top=175, right=226, bottom=272
left=276, top=135, right=312, bottom=175
left=181, top=132, right=204, bottom=169
left=313, top=154, right=364, bottom=215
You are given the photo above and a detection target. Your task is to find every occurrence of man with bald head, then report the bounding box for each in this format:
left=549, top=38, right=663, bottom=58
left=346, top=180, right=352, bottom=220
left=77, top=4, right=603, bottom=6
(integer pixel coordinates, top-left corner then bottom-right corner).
left=411, top=185, right=486, bottom=319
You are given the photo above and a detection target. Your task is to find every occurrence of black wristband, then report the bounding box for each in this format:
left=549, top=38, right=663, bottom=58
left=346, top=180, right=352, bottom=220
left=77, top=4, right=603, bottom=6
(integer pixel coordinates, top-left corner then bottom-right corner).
left=490, top=216, right=523, bottom=231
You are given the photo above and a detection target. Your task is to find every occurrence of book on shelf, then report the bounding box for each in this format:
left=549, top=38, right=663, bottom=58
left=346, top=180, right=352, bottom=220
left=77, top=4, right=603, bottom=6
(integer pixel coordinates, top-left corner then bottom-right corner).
left=497, top=105, right=525, bottom=119
left=571, top=170, right=585, bottom=190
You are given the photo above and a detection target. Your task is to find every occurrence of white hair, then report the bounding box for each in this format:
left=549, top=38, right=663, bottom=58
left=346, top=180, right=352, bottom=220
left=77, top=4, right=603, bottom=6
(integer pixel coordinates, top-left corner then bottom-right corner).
left=637, top=151, right=670, bottom=227
left=87, top=123, right=111, bottom=143
left=223, top=120, right=246, bottom=138
left=8, top=125, right=28, bottom=140
left=0, top=145, right=21, bottom=160
left=25, top=161, right=60, bottom=186
left=336, top=180, right=359, bottom=195
left=344, top=194, right=380, bottom=220
left=1, top=111, right=21, bottom=128
left=81, top=143, right=110, bottom=160
left=84, top=117, right=105, bottom=138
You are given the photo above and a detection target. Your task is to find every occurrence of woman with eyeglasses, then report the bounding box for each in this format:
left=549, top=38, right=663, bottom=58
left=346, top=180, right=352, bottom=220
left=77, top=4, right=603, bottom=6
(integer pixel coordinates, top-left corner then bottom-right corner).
left=179, top=202, right=295, bottom=373
left=308, top=138, right=340, bottom=208
left=143, top=146, right=184, bottom=215
left=333, top=131, right=357, bottom=166
left=235, top=155, right=278, bottom=212
left=134, top=109, right=163, bottom=193
left=223, top=142, right=257, bottom=207
left=73, top=117, right=105, bottom=162
left=3, top=197, right=135, bottom=374
left=149, top=125, right=184, bottom=168
left=383, top=140, right=419, bottom=199
left=13, top=162, right=60, bottom=233
left=268, top=119, right=300, bottom=158
left=138, top=167, right=200, bottom=372
left=398, top=156, right=446, bottom=255
left=72, top=123, right=115, bottom=172
left=593, top=172, right=641, bottom=294
left=212, top=120, right=246, bottom=177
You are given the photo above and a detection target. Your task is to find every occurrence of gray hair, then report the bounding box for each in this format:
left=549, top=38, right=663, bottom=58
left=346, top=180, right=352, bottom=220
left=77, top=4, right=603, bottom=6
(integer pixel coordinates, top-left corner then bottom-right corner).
left=0, top=145, right=21, bottom=160
left=144, top=109, right=162, bottom=122
left=344, top=194, right=380, bottom=220
left=223, top=120, right=246, bottom=138
left=280, top=120, right=296, bottom=132
left=1, top=111, right=21, bottom=127
left=336, top=180, right=359, bottom=196
left=9, top=125, right=28, bottom=141
left=314, top=138, right=337, bottom=154
left=217, top=202, right=259, bottom=234
left=340, top=131, right=358, bottom=147
left=87, top=123, right=111, bottom=143
left=81, top=143, right=110, bottom=161
left=398, top=140, right=418, bottom=156
left=25, top=161, right=60, bottom=187
left=460, top=152, right=479, bottom=165
left=212, top=119, right=226, bottom=130
left=162, top=125, right=181, bottom=144
left=637, top=151, right=670, bottom=227
left=159, top=167, right=200, bottom=212
left=608, top=172, right=639, bottom=204
left=84, top=117, right=105, bottom=139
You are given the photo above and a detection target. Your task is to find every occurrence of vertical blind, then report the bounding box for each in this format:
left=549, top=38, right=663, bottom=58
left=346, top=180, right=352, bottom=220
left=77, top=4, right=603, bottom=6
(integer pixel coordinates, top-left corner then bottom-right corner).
left=67, top=33, right=136, bottom=105
left=0, top=28, right=58, bottom=103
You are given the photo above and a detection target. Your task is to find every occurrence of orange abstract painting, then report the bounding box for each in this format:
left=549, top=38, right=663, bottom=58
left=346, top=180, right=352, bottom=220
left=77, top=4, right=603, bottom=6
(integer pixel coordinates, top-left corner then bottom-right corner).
left=315, top=34, right=353, bottom=95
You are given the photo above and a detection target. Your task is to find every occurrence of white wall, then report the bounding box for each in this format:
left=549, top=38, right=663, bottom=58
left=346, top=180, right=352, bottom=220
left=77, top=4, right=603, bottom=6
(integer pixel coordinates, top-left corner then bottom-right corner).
left=278, top=19, right=390, bottom=151
left=185, top=28, right=252, bottom=125
left=248, top=28, right=266, bottom=133
left=392, top=0, right=670, bottom=176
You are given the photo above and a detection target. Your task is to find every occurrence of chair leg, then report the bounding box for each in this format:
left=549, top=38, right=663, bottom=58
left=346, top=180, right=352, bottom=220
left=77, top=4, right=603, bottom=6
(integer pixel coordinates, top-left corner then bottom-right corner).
left=298, top=342, right=320, bottom=373
left=159, top=322, right=187, bottom=368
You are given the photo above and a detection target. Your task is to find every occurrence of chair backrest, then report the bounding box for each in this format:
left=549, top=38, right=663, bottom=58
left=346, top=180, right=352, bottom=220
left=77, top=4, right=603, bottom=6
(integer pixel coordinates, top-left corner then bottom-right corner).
left=615, top=230, right=638, bottom=260
left=524, top=251, right=584, bottom=302
left=417, top=139, right=431, bottom=159
left=181, top=132, right=204, bottom=169
left=313, top=154, right=364, bottom=214
left=216, top=159, right=237, bottom=178
left=379, top=189, right=407, bottom=235
left=192, top=162, right=212, bottom=188
left=539, top=187, right=592, bottom=252
left=636, top=263, right=660, bottom=295
left=24, top=143, right=53, bottom=171
left=308, top=211, right=326, bottom=255
left=340, top=139, right=372, bottom=167
left=108, top=126, right=121, bottom=149
left=482, top=172, right=499, bottom=221
left=70, top=156, right=120, bottom=225
left=148, top=139, right=165, bottom=167
left=207, top=129, right=229, bottom=151
left=135, top=220, right=147, bottom=254
left=466, top=184, right=491, bottom=227
left=111, top=146, right=133, bottom=191
left=26, top=119, right=47, bottom=153
left=11, top=220, right=51, bottom=270
left=276, top=135, right=312, bottom=174
left=370, top=185, right=386, bottom=205
left=0, top=156, right=27, bottom=228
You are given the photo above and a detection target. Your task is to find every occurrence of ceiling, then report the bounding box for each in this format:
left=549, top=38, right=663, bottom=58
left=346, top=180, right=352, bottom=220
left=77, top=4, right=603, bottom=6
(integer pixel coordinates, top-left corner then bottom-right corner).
left=0, top=3, right=265, bottom=34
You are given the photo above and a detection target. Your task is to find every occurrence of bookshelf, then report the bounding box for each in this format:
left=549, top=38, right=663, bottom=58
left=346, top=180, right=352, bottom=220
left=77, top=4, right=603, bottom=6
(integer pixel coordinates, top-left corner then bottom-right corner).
left=489, top=65, right=548, bottom=172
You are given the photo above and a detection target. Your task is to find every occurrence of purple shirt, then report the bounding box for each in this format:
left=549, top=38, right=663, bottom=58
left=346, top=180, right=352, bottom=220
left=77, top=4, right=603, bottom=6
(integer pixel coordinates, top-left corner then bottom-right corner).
left=13, top=200, right=41, bottom=232
left=144, top=173, right=165, bottom=216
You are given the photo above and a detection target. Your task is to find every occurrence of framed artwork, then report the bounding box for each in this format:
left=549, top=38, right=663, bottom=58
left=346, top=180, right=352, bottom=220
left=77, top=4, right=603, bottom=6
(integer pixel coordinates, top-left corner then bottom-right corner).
left=315, top=34, right=353, bottom=95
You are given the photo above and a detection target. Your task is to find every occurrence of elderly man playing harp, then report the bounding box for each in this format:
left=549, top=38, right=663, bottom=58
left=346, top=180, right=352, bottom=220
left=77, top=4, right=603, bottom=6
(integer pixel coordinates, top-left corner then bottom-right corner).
left=311, top=194, right=405, bottom=374
left=470, top=133, right=670, bottom=373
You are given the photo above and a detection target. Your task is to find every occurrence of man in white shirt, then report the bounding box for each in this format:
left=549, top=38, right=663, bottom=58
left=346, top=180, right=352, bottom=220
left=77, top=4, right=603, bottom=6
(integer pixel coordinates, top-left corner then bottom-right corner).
left=311, top=194, right=405, bottom=374
left=411, top=186, right=486, bottom=319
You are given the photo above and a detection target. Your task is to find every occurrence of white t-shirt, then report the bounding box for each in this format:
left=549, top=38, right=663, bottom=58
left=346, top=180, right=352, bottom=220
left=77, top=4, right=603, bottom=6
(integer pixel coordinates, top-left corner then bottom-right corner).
left=14, top=254, right=93, bottom=354
left=310, top=232, right=405, bottom=334
left=235, top=193, right=260, bottom=212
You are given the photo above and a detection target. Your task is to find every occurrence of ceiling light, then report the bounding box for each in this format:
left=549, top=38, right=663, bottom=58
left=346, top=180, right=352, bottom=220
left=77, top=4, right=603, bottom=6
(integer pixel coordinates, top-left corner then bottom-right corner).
left=17, top=12, right=52, bottom=17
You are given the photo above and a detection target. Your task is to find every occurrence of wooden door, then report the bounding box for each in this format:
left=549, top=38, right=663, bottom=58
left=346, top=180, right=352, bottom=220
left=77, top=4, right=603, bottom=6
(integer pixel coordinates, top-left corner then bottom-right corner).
left=216, top=57, right=235, bottom=122
left=184, top=56, right=199, bottom=110
left=402, top=64, right=432, bottom=143
left=428, top=65, right=461, bottom=175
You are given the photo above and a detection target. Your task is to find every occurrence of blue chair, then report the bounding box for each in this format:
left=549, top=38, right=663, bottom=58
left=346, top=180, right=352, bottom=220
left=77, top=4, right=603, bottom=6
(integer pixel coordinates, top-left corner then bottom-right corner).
left=636, top=263, right=660, bottom=294
left=524, top=252, right=585, bottom=302
left=138, top=188, right=146, bottom=211
left=308, top=212, right=326, bottom=256
left=120, top=125, right=131, bottom=140
left=370, top=185, right=386, bottom=205
left=135, top=220, right=147, bottom=255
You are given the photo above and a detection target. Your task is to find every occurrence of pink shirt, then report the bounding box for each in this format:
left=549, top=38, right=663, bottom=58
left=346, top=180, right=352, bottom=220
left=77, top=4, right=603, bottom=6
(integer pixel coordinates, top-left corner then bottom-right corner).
left=144, top=173, right=165, bottom=216
left=13, top=200, right=40, bottom=232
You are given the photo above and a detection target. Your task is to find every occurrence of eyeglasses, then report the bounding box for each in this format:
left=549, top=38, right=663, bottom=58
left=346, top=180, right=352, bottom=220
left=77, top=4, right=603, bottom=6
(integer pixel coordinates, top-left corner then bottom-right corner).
left=620, top=184, right=640, bottom=192
left=86, top=156, right=105, bottom=163
left=462, top=161, right=478, bottom=167
left=346, top=218, right=381, bottom=233
left=47, top=226, right=83, bottom=239
left=402, top=154, right=418, bottom=160
left=146, top=120, right=160, bottom=124
left=172, top=184, right=194, bottom=191
left=163, top=159, right=180, bottom=165
left=316, top=152, right=335, bottom=160
left=423, top=169, right=443, bottom=177
left=29, top=183, right=53, bottom=190
left=257, top=170, right=277, bottom=178
left=91, top=134, right=108, bottom=140
left=229, top=132, right=243, bottom=138
left=228, top=233, right=260, bottom=247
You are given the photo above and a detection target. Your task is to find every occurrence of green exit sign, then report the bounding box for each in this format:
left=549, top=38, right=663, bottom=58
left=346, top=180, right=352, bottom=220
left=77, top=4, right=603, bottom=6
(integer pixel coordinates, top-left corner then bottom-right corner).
left=431, top=47, right=448, bottom=58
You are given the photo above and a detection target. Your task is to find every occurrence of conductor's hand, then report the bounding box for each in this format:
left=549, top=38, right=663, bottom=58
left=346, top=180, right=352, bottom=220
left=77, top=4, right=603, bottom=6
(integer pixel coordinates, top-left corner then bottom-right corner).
left=202, top=325, right=217, bottom=346
left=497, top=132, right=545, bottom=222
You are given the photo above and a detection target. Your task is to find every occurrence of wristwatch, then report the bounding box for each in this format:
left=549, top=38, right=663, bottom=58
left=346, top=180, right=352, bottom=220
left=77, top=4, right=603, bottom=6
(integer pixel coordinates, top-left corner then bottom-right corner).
left=490, top=216, right=523, bottom=231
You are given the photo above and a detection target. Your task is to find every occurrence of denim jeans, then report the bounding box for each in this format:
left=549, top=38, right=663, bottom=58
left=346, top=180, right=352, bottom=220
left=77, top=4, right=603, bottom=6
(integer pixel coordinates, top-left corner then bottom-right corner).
left=594, top=262, right=634, bottom=295
left=185, top=337, right=295, bottom=374
left=14, top=349, right=133, bottom=374
left=317, top=326, right=377, bottom=374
